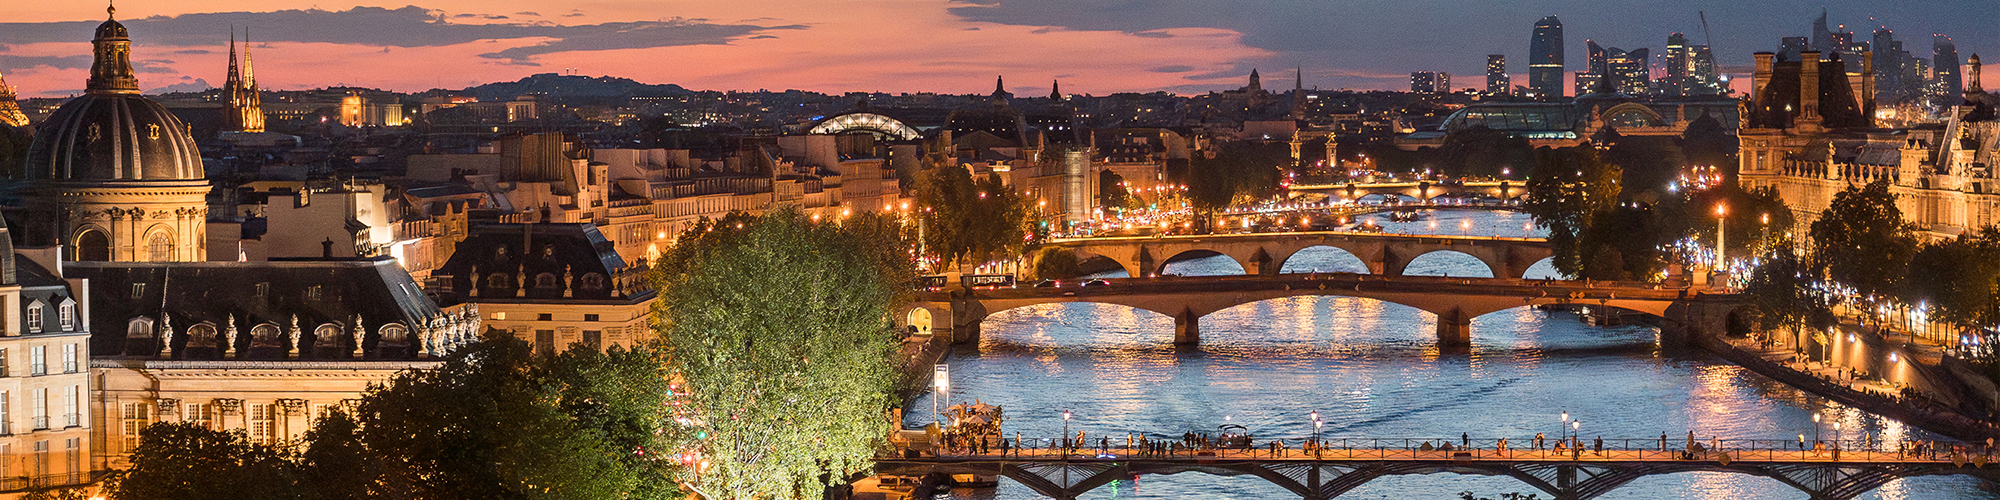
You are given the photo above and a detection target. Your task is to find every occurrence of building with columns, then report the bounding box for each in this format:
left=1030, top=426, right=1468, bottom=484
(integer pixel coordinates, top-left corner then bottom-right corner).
left=1739, top=48, right=2000, bottom=240
left=9, top=6, right=208, bottom=263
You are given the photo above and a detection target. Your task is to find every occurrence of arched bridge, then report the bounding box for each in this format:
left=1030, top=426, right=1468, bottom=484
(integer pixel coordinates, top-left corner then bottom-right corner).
left=1285, top=180, right=1526, bottom=201
left=1045, top=232, right=1553, bottom=279
left=879, top=441, right=1999, bottom=500
left=900, top=274, right=1742, bottom=348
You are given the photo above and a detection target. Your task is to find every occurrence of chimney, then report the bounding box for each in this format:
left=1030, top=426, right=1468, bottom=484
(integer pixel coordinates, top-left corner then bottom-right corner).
left=321, top=238, right=334, bottom=258
left=1752, top=52, right=1776, bottom=99
left=1799, top=51, right=1823, bottom=131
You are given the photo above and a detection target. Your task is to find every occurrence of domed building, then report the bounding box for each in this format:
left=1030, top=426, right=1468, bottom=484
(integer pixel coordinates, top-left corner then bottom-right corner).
left=14, top=6, right=208, bottom=262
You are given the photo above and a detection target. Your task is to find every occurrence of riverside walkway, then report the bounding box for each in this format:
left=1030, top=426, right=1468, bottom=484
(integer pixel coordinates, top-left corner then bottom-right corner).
left=878, top=436, right=1998, bottom=500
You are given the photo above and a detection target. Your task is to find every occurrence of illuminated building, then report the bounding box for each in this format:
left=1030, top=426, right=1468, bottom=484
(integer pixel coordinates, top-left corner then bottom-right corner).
left=12, top=5, right=209, bottom=263
left=1410, top=72, right=1450, bottom=94
left=223, top=29, right=265, bottom=133
left=0, top=233, right=95, bottom=493
left=1528, top=16, right=1565, bottom=99
left=1486, top=55, right=1509, bottom=95
left=0, top=70, right=26, bottom=128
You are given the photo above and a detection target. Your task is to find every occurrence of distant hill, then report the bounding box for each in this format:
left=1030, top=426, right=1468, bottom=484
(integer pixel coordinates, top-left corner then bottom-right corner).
left=459, top=73, right=691, bottom=102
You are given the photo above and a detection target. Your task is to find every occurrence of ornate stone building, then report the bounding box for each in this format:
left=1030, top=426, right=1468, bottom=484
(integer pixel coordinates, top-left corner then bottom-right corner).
left=1740, top=50, right=2000, bottom=239
left=13, top=6, right=207, bottom=262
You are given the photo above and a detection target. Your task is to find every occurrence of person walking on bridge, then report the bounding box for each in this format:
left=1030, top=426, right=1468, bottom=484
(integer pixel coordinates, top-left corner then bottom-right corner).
left=1535, top=433, right=1545, bottom=451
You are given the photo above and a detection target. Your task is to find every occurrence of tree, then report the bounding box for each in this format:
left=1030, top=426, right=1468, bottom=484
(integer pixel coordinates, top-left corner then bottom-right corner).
left=1744, top=241, right=1835, bottom=339
left=1187, top=141, right=1289, bottom=214
left=653, top=208, right=901, bottom=500
left=1907, top=227, right=2000, bottom=337
left=297, top=410, right=377, bottom=500
left=1524, top=147, right=1623, bottom=278
left=1810, top=179, right=1918, bottom=302
left=912, top=165, right=1031, bottom=269
left=1099, top=170, right=1131, bottom=213
left=105, top=423, right=301, bottom=500
left=22, top=489, right=89, bottom=500
left=350, top=335, right=663, bottom=500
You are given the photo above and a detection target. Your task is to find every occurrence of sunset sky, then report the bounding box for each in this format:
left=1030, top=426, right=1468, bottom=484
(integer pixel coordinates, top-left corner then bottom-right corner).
left=0, top=1, right=1993, bottom=98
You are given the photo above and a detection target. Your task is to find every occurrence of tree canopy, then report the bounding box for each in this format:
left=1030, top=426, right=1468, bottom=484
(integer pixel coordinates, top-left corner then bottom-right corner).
left=1187, top=141, right=1289, bottom=213
left=1810, top=179, right=1919, bottom=300
left=652, top=208, right=902, bottom=500
left=105, top=423, right=301, bottom=500
left=912, top=165, right=1032, bottom=269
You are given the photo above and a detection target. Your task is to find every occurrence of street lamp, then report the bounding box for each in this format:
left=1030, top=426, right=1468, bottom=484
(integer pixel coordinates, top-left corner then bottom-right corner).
left=1062, top=410, right=1072, bottom=452
left=1812, top=413, right=1822, bottom=442
left=1310, top=410, right=1322, bottom=444
left=1715, top=203, right=1728, bottom=273
left=1560, top=411, right=1569, bottom=441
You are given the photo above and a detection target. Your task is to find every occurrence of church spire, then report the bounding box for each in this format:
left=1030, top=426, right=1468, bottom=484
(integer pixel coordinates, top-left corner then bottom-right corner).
left=994, top=75, right=1007, bottom=96
left=87, top=1, right=140, bottom=94
left=1049, top=79, right=1061, bottom=100
left=1970, top=54, right=1984, bottom=94
left=226, top=27, right=241, bottom=90
left=240, top=27, right=255, bottom=88
left=1295, top=66, right=1304, bottom=91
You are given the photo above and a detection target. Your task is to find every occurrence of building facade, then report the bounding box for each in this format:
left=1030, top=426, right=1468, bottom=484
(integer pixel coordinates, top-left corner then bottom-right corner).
left=1529, top=16, right=1565, bottom=100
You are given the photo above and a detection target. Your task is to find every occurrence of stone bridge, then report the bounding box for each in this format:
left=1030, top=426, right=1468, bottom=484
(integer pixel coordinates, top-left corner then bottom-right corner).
left=898, top=275, right=1744, bottom=349
left=1046, top=232, right=1555, bottom=279
left=1285, top=180, right=1526, bottom=201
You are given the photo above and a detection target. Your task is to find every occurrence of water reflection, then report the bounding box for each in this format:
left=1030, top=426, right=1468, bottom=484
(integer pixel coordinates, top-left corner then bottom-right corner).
left=912, top=210, right=1990, bottom=500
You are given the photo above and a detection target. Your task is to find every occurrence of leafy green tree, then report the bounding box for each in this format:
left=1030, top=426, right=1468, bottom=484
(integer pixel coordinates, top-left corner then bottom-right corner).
left=1810, top=179, right=1919, bottom=302
left=352, top=335, right=661, bottom=500
left=297, top=410, right=377, bottom=500
left=105, top=423, right=302, bottom=500
left=653, top=208, right=900, bottom=500
left=1907, top=227, right=2000, bottom=334
left=912, top=166, right=1031, bottom=269
left=1032, top=246, right=1083, bottom=279
left=1099, top=170, right=1131, bottom=213
left=1744, top=241, right=1835, bottom=337
left=1187, top=141, right=1289, bottom=215
left=1439, top=125, right=1536, bottom=178
left=22, top=488, right=89, bottom=500
left=1524, top=147, right=1623, bottom=278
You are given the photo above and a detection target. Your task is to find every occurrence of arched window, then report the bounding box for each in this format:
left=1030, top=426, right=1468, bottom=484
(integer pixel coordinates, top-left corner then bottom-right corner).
left=379, top=324, right=410, bottom=345
left=535, top=273, right=559, bottom=289
left=581, top=273, right=607, bottom=291
left=186, top=323, right=218, bottom=348
left=126, top=317, right=155, bottom=338
left=250, top=324, right=283, bottom=347
left=314, top=324, right=345, bottom=348
left=76, top=230, right=111, bottom=262
left=486, top=273, right=513, bottom=289
left=147, top=231, right=175, bottom=262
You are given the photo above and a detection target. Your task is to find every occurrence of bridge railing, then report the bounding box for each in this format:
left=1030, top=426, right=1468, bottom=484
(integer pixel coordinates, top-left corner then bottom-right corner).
left=890, top=435, right=1982, bottom=464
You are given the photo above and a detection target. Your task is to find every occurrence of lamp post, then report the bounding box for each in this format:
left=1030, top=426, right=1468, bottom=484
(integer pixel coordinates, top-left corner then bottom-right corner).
left=1310, top=411, right=1321, bottom=445
left=1715, top=203, right=1728, bottom=274
left=1812, top=413, right=1821, bottom=443
left=1572, top=420, right=1581, bottom=450
left=1834, top=422, right=1843, bottom=452
left=1062, top=410, right=1072, bottom=453
left=1560, top=411, right=1570, bottom=441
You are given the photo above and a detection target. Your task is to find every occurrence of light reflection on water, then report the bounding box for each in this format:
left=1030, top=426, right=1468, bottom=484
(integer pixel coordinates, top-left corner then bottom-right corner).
left=908, top=211, right=1995, bottom=500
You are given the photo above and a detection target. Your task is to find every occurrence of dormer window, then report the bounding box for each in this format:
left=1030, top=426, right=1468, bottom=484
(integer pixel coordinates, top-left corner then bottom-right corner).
left=58, top=300, right=75, bottom=331
left=26, top=300, right=45, bottom=333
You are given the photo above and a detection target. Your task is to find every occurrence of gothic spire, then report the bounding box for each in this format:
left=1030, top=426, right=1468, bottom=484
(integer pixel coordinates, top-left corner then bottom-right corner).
left=241, top=27, right=255, bottom=88
left=87, top=0, right=140, bottom=94
left=994, top=75, right=1006, bottom=96
left=1049, top=79, right=1061, bottom=100
left=227, top=27, right=241, bottom=90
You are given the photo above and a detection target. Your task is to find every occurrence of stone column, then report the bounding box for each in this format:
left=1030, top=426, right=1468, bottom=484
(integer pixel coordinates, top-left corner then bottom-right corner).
left=1436, top=307, right=1472, bottom=348
left=1173, top=307, right=1200, bottom=345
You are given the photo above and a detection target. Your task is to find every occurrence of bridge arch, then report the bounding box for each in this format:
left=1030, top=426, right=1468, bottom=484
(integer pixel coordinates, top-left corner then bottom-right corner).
left=1521, top=256, right=1561, bottom=279
left=1391, top=249, right=1496, bottom=278
left=1276, top=245, right=1372, bottom=274
left=1160, top=249, right=1248, bottom=276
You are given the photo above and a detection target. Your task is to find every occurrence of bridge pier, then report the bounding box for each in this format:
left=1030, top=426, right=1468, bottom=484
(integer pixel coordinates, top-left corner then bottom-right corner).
left=1436, top=307, right=1472, bottom=348
left=1173, top=307, right=1200, bottom=345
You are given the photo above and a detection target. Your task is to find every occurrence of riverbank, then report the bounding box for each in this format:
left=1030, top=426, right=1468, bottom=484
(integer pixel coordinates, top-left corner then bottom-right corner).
left=893, top=332, right=951, bottom=405
left=1701, top=334, right=2000, bottom=442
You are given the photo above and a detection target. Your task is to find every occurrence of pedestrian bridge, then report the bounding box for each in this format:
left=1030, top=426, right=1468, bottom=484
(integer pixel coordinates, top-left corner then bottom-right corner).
left=899, top=274, right=1742, bottom=348
left=1045, top=232, right=1553, bottom=279
left=877, top=438, right=1996, bottom=500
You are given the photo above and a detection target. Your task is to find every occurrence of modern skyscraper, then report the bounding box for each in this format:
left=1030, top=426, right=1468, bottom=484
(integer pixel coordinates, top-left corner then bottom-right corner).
left=1872, top=28, right=1904, bottom=104
left=1486, top=55, right=1509, bottom=95
left=1606, top=48, right=1650, bottom=95
left=1934, top=35, right=1963, bottom=107
left=1666, top=33, right=1690, bottom=83
left=1529, top=16, right=1564, bottom=99
left=1410, top=71, right=1450, bottom=93
left=1689, top=45, right=1720, bottom=95
left=1576, top=40, right=1607, bottom=95
left=1779, top=37, right=1810, bottom=61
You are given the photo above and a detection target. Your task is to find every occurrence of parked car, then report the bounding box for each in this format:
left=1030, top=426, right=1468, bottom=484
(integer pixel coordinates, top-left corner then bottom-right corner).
left=1082, top=279, right=1110, bottom=287
left=1033, top=279, right=1060, bottom=288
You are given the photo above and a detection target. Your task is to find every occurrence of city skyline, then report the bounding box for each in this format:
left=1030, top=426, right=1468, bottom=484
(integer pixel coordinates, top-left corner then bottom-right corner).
left=0, top=1, right=1995, bottom=99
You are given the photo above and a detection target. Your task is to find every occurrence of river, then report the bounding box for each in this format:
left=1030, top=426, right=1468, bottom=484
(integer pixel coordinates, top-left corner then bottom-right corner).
left=904, top=209, right=1995, bottom=500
